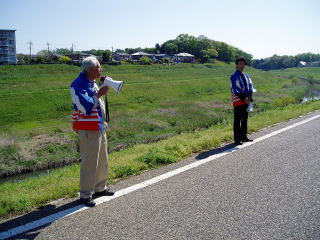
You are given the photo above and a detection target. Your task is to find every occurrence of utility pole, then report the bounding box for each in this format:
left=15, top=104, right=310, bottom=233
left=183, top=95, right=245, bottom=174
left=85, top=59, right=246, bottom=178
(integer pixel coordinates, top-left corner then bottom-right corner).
left=27, top=41, right=32, bottom=58
left=46, top=42, right=50, bottom=52
left=71, top=43, right=76, bottom=53
left=111, top=46, right=114, bottom=53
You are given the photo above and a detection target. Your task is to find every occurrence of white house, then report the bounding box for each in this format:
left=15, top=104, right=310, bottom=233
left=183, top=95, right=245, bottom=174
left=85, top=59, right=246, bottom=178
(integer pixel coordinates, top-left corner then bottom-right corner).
left=297, top=61, right=307, bottom=67
left=173, top=52, right=195, bottom=63
left=131, top=52, right=154, bottom=60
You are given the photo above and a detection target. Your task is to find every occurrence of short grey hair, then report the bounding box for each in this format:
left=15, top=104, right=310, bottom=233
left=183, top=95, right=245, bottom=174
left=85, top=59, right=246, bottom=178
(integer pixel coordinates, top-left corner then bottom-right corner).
left=81, top=56, right=100, bottom=73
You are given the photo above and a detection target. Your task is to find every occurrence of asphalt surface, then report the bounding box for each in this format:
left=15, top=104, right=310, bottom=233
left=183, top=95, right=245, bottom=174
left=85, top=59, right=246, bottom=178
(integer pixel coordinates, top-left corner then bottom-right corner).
left=4, top=111, right=320, bottom=239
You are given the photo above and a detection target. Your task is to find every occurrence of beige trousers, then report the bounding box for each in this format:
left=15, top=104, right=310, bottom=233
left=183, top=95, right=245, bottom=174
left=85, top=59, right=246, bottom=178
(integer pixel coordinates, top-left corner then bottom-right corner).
left=78, top=130, right=108, bottom=199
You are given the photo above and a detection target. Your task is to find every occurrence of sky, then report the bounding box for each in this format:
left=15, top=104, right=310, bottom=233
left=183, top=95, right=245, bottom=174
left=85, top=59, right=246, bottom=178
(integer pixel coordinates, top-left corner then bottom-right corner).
left=1, top=0, right=319, bottom=59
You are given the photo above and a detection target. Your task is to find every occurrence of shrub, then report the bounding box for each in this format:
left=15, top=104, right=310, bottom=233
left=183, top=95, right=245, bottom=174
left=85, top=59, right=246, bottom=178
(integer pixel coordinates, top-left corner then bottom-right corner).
left=58, top=56, right=72, bottom=64
left=140, top=56, right=152, bottom=65
left=272, top=96, right=297, bottom=108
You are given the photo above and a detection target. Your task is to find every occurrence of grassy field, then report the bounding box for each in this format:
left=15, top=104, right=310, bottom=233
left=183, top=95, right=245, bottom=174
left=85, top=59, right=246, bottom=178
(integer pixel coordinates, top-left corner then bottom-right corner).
left=1, top=63, right=320, bottom=218
left=270, top=67, right=320, bottom=80
left=1, top=62, right=317, bottom=177
left=0, top=100, right=319, bottom=219
left=271, top=67, right=320, bottom=99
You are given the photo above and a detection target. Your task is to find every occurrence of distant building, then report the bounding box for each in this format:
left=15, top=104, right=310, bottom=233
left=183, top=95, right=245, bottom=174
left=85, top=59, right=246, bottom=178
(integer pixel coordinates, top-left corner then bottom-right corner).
left=297, top=61, right=307, bottom=67
left=154, top=54, right=170, bottom=62
left=131, top=52, right=154, bottom=60
left=298, top=60, right=320, bottom=68
left=173, top=52, right=195, bottom=63
left=113, top=52, right=131, bottom=61
left=308, top=61, right=320, bottom=67
left=65, top=52, right=97, bottom=63
left=0, top=29, right=17, bottom=65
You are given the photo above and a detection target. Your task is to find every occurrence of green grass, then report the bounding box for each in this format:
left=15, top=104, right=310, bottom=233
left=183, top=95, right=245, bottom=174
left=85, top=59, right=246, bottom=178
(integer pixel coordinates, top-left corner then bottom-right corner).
left=0, top=100, right=319, bottom=219
left=1, top=63, right=317, bottom=176
left=1, top=62, right=320, bottom=218
left=271, top=67, right=320, bottom=100
left=270, top=67, right=320, bottom=80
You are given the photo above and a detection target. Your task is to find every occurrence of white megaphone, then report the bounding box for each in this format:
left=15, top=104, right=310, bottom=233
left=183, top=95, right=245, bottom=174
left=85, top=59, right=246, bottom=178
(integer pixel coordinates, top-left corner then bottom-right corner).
left=101, top=76, right=124, bottom=93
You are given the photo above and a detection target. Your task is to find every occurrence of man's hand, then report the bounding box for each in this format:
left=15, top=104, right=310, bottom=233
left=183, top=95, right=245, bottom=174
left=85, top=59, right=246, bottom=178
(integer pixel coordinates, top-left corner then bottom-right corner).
left=97, top=86, right=109, bottom=98
left=245, top=97, right=250, bottom=104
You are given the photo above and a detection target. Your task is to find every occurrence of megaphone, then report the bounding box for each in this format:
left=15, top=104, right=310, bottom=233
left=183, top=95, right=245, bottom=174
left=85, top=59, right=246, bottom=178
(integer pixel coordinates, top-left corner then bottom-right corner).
left=100, top=76, right=124, bottom=93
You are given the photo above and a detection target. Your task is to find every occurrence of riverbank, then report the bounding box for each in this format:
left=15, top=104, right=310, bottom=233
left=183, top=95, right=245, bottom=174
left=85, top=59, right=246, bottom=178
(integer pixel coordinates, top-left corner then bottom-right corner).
left=1, top=63, right=316, bottom=177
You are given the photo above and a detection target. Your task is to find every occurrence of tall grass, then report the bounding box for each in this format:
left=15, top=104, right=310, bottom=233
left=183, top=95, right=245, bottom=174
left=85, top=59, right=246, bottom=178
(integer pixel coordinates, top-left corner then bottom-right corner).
left=0, top=100, right=319, bottom=219
left=0, top=64, right=319, bottom=176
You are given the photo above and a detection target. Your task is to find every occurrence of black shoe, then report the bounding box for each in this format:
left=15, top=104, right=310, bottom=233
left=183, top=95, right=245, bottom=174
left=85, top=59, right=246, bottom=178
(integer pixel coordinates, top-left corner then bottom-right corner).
left=242, top=138, right=253, bottom=142
left=94, top=189, right=115, bottom=198
left=234, top=141, right=243, bottom=146
left=80, top=198, right=96, bottom=207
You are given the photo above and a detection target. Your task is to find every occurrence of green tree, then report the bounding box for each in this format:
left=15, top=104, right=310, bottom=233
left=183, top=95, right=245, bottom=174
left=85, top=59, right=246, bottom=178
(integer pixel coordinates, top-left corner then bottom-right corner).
left=216, top=42, right=236, bottom=63
left=142, top=47, right=156, bottom=54
left=58, top=56, right=72, bottom=64
left=175, top=33, right=197, bottom=54
left=161, top=41, right=178, bottom=55
left=125, top=48, right=142, bottom=54
left=155, top=43, right=161, bottom=53
left=17, top=54, right=31, bottom=64
left=37, top=50, right=58, bottom=63
left=200, top=48, right=218, bottom=63
left=54, top=48, right=71, bottom=55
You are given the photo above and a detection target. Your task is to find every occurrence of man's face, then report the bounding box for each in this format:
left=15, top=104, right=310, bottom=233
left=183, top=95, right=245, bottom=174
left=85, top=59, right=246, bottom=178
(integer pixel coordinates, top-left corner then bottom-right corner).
left=89, top=64, right=102, bottom=79
left=236, top=61, right=246, bottom=72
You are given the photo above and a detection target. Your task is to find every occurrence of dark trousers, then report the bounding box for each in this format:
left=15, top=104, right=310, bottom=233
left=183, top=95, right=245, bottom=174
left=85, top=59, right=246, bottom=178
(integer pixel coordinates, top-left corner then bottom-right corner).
left=234, top=104, right=248, bottom=142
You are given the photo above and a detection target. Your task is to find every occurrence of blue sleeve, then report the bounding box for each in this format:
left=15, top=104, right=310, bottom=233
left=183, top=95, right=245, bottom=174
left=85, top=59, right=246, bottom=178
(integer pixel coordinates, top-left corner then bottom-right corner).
left=71, top=83, right=95, bottom=115
left=230, top=75, right=242, bottom=94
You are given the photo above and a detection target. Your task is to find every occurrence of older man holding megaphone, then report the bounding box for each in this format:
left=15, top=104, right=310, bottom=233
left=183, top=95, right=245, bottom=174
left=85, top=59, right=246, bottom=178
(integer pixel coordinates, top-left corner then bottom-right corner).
left=70, top=56, right=123, bottom=207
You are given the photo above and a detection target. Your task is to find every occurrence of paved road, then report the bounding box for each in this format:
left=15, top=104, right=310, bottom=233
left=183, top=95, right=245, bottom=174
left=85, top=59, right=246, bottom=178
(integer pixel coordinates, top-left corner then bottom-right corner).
left=5, top=112, right=320, bottom=239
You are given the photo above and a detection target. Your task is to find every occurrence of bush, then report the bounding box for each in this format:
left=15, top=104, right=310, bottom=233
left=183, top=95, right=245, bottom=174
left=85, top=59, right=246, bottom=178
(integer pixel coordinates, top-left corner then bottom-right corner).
left=140, top=56, right=152, bottom=65
left=272, top=96, right=297, bottom=108
left=58, top=56, right=72, bottom=64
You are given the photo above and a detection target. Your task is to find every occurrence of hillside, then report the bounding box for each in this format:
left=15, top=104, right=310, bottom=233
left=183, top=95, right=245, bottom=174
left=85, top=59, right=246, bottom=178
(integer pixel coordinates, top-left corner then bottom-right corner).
left=0, top=63, right=319, bottom=177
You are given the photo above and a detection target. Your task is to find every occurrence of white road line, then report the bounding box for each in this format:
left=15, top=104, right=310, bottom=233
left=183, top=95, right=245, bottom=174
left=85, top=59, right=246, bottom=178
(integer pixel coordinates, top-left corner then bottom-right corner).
left=1, top=113, right=320, bottom=239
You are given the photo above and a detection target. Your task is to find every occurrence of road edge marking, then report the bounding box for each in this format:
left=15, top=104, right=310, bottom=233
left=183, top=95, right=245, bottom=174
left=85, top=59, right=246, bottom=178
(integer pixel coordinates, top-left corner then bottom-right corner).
left=1, top=113, right=320, bottom=239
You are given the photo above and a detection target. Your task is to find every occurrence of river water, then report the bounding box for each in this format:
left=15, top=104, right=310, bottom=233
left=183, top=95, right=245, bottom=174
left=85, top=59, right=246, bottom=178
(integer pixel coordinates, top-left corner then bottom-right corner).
left=301, top=89, right=320, bottom=103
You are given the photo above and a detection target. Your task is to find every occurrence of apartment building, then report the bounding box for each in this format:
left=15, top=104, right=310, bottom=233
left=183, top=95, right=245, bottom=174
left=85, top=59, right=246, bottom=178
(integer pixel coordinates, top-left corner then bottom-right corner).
left=0, top=29, right=17, bottom=64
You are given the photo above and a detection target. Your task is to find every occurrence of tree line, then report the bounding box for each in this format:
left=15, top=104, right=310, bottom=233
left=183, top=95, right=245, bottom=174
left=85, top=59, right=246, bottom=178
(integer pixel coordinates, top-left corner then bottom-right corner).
left=115, top=34, right=253, bottom=64
left=252, top=53, right=320, bottom=70
left=16, top=33, right=319, bottom=69
left=17, top=34, right=253, bottom=65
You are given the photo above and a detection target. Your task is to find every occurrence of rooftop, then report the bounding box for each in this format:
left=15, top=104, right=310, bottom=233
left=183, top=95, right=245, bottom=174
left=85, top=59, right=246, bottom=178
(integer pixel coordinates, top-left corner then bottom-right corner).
left=174, top=52, right=194, bottom=57
left=131, top=52, right=153, bottom=56
left=0, top=29, right=16, bottom=32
